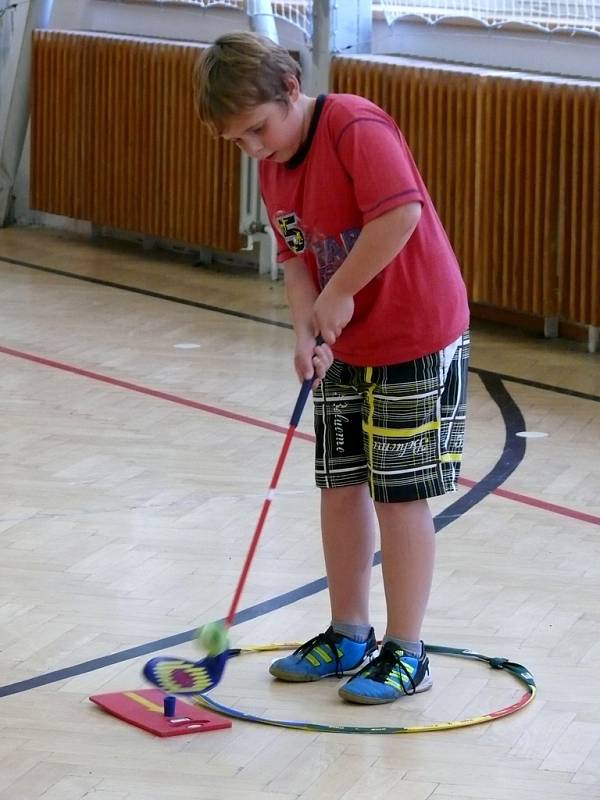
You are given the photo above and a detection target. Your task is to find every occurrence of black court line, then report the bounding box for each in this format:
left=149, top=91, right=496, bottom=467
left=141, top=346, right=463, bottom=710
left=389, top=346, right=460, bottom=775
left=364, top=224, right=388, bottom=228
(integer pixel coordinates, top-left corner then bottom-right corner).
left=1, top=254, right=599, bottom=403
left=428, top=372, right=527, bottom=531
left=0, top=374, right=525, bottom=699
left=470, top=367, right=600, bottom=404
left=0, top=254, right=292, bottom=330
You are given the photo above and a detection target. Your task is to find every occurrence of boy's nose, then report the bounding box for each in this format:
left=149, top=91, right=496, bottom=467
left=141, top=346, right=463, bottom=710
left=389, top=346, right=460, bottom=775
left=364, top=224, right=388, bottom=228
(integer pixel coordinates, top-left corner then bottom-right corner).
left=245, top=141, right=265, bottom=158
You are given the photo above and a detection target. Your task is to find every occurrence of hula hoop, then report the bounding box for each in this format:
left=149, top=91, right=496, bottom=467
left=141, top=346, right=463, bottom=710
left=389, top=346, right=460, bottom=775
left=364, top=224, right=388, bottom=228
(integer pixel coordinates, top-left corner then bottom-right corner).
left=193, top=642, right=536, bottom=734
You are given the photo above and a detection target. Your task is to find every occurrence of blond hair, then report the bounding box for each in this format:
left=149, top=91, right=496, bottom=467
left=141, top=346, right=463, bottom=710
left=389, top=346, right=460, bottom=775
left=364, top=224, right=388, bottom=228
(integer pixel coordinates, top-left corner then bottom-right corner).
left=194, top=32, right=302, bottom=133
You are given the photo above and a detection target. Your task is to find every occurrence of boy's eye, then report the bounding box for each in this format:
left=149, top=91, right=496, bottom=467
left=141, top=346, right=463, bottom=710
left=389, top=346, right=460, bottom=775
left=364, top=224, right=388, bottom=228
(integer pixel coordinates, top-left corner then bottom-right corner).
left=228, top=122, right=266, bottom=148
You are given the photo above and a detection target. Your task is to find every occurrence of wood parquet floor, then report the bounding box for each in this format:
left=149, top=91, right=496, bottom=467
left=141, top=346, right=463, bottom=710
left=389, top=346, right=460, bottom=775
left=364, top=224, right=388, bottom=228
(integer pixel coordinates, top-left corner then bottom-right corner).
left=0, top=227, right=599, bottom=799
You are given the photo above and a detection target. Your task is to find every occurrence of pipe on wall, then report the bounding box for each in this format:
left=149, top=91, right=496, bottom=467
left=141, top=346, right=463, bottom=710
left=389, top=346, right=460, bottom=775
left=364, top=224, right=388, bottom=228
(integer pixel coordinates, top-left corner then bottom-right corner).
left=0, top=0, right=54, bottom=225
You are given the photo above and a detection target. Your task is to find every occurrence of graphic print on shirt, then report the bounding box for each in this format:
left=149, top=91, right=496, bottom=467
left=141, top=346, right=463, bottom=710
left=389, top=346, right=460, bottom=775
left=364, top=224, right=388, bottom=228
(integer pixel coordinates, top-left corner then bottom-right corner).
left=310, top=227, right=361, bottom=288
left=276, top=212, right=305, bottom=255
left=276, top=209, right=362, bottom=289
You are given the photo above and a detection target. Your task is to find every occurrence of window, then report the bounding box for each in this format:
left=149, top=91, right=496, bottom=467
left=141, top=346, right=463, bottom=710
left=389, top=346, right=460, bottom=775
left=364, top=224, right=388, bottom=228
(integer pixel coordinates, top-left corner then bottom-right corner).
left=119, top=1, right=600, bottom=36
left=379, top=0, right=600, bottom=35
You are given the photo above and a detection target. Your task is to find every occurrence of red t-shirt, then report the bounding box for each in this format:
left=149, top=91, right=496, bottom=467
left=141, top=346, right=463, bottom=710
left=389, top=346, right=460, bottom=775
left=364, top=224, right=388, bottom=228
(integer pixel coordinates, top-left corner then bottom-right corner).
left=259, top=93, right=469, bottom=366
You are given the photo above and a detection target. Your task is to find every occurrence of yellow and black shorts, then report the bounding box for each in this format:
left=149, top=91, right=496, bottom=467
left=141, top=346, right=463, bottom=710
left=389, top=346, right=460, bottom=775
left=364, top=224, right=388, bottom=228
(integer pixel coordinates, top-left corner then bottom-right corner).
left=313, top=331, right=470, bottom=503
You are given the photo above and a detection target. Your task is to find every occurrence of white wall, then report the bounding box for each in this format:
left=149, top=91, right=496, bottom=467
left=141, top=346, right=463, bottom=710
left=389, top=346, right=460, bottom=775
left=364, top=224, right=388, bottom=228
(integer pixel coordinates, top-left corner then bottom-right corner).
left=377, top=18, right=600, bottom=80
left=47, top=0, right=307, bottom=50
left=0, top=5, right=27, bottom=147
left=46, top=0, right=600, bottom=80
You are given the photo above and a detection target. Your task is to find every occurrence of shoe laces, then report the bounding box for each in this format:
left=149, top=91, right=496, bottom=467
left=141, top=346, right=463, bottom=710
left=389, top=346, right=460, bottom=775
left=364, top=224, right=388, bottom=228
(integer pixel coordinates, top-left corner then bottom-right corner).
left=293, top=627, right=345, bottom=677
left=363, top=643, right=420, bottom=695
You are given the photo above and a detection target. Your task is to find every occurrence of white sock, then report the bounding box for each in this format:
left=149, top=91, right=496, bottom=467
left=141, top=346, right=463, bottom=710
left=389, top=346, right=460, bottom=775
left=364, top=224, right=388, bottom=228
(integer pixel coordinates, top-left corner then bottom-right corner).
left=383, top=636, right=423, bottom=658
left=331, top=620, right=372, bottom=643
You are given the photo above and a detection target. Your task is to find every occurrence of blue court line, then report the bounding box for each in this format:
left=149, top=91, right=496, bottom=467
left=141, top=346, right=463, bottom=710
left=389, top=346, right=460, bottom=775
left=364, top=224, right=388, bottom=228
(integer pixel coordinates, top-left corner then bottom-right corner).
left=0, top=584, right=325, bottom=699
left=0, top=373, right=525, bottom=699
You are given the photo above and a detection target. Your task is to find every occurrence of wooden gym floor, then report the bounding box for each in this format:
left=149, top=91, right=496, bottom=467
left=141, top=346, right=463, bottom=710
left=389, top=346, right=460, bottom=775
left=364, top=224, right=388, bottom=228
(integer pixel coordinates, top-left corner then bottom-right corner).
left=0, top=226, right=599, bottom=799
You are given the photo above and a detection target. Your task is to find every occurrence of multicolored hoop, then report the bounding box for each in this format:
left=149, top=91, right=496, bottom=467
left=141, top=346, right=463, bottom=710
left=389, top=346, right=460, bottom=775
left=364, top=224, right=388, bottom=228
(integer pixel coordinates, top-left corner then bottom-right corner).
left=193, top=642, right=537, bottom=734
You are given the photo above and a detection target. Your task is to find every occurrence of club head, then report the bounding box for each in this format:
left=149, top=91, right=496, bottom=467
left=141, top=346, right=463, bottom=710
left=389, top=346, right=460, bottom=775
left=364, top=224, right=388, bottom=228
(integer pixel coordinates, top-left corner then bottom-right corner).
left=143, top=650, right=229, bottom=695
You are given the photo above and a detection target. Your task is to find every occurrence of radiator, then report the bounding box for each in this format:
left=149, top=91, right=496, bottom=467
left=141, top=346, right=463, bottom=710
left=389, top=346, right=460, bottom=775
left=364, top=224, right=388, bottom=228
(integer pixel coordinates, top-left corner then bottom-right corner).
left=30, top=34, right=599, bottom=330
left=31, top=30, right=241, bottom=253
left=332, top=56, right=600, bottom=329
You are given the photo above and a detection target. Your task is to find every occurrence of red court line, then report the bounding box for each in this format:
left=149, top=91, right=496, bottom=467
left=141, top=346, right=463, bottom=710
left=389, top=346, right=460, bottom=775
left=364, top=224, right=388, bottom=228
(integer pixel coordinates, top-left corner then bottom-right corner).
left=0, top=345, right=313, bottom=442
left=2, top=344, right=599, bottom=527
left=459, top=478, right=600, bottom=525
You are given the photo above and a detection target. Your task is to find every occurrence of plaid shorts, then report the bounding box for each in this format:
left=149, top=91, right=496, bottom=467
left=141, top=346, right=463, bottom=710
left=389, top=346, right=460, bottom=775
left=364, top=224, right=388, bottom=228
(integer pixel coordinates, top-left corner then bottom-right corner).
left=313, top=331, right=470, bottom=502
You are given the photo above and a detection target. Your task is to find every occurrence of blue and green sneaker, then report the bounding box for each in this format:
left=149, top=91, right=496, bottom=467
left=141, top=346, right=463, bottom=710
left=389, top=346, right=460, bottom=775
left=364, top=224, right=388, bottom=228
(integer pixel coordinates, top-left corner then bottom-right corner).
left=338, top=640, right=432, bottom=704
left=269, top=626, right=377, bottom=682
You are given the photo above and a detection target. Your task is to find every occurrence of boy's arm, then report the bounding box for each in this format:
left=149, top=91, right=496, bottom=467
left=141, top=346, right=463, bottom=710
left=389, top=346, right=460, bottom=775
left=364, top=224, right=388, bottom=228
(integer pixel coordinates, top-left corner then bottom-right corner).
left=313, top=202, right=421, bottom=344
left=284, top=256, right=333, bottom=382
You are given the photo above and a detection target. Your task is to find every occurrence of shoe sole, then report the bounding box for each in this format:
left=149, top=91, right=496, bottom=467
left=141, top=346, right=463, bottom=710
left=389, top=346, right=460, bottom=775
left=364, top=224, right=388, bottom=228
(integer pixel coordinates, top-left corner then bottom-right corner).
left=338, top=673, right=433, bottom=704
left=269, top=655, right=376, bottom=683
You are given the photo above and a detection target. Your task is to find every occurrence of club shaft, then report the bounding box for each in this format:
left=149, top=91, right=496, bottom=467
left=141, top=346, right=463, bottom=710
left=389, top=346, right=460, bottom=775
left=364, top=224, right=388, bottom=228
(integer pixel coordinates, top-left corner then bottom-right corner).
left=225, top=378, right=313, bottom=627
left=226, top=423, right=297, bottom=626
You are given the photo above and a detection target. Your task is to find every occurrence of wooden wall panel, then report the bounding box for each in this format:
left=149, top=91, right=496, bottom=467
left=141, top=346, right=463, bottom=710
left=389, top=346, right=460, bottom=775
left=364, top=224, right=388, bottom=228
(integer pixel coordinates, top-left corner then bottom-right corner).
left=332, top=57, right=599, bottom=328
left=30, top=35, right=599, bottom=328
left=31, top=31, right=241, bottom=253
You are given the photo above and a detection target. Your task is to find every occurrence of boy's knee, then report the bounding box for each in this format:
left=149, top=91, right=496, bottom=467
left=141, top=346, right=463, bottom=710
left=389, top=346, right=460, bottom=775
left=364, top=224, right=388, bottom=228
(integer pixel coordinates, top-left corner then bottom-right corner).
left=321, top=483, right=369, bottom=502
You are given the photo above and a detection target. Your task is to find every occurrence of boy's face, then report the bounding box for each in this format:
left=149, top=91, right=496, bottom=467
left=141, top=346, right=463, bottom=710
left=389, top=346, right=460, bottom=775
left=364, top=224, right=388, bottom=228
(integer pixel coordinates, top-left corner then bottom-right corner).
left=221, top=90, right=305, bottom=163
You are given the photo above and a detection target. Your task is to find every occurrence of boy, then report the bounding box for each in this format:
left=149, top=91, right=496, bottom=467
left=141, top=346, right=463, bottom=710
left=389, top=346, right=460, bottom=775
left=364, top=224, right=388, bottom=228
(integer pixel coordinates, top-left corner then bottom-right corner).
left=195, top=32, right=469, bottom=705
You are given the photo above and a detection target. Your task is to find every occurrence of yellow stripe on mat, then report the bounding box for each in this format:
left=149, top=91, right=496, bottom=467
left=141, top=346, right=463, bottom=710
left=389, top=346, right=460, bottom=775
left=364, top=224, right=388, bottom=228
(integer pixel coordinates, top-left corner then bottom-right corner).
left=124, top=692, right=163, bottom=714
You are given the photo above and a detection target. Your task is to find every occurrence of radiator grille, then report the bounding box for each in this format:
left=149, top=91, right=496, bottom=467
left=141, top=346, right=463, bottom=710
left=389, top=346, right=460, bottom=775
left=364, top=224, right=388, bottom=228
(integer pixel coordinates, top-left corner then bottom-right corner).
left=30, top=36, right=599, bottom=328
left=31, top=30, right=241, bottom=253
left=332, top=57, right=600, bottom=327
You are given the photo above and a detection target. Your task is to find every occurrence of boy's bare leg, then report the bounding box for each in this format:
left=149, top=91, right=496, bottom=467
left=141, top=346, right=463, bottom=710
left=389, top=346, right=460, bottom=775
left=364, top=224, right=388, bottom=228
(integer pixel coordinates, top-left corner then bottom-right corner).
left=375, top=498, right=435, bottom=642
left=321, top=484, right=376, bottom=625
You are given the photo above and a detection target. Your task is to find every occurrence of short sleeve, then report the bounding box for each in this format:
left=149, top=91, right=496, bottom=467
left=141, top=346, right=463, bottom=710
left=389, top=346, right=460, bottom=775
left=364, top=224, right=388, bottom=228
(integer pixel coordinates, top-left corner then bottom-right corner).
left=258, top=192, right=296, bottom=264
left=334, top=115, right=425, bottom=224
left=272, top=221, right=296, bottom=264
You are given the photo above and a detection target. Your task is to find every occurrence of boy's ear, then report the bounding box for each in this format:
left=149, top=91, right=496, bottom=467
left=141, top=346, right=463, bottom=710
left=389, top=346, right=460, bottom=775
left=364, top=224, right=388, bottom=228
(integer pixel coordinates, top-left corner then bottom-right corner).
left=286, top=74, right=301, bottom=100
